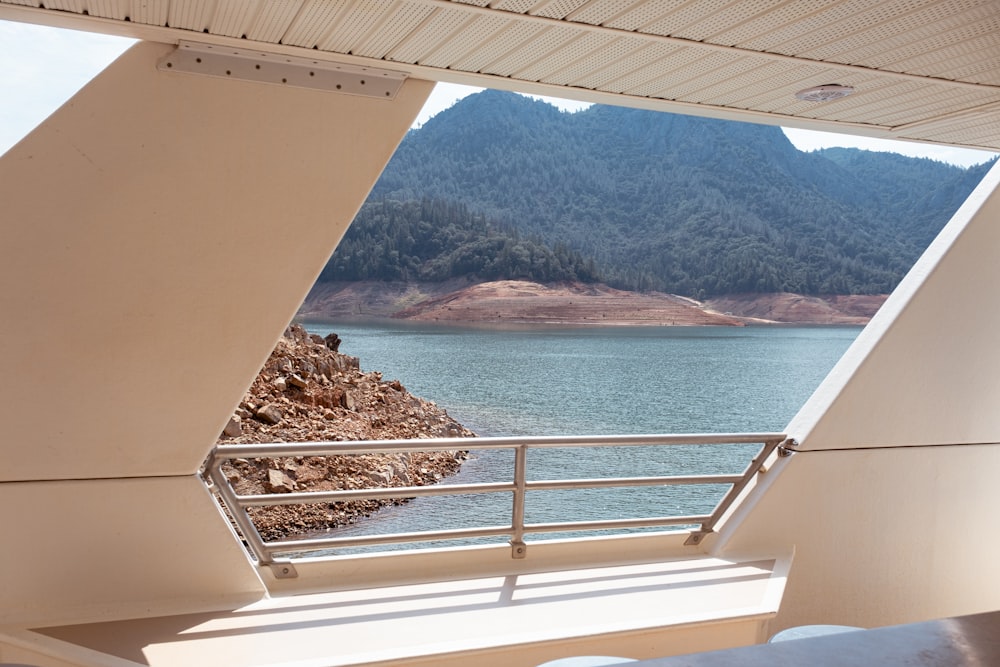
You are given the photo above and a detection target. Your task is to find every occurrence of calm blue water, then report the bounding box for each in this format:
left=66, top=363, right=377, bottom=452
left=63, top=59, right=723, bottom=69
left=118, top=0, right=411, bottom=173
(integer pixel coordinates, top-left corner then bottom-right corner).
left=299, top=322, right=859, bottom=551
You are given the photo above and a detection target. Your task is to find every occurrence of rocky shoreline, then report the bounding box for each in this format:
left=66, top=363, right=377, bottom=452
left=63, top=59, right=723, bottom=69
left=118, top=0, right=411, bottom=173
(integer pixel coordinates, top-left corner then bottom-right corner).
left=216, top=324, right=474, bottom=541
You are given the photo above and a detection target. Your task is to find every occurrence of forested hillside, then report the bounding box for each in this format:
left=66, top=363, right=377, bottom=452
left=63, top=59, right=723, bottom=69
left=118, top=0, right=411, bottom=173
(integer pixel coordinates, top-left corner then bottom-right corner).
left=323, top=90, right=994, bottom=297
left=320, top=198, right=600, bottom=284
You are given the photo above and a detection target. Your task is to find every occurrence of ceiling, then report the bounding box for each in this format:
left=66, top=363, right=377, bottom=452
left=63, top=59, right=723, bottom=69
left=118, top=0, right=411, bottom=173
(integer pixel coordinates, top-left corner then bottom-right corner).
left=2, top=0, right=999, bottom=151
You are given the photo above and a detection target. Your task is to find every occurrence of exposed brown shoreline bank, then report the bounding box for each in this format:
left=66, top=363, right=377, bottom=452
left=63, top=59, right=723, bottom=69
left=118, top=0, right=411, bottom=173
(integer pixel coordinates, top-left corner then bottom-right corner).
left=216, top=324, right=474, bottom=541
left=301, top=280, right=887, bottom=326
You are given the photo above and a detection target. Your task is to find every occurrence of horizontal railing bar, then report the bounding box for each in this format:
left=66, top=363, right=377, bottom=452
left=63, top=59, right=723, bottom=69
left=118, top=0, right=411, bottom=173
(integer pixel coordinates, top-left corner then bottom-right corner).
left=525, top=474, right=742, bottom=491
left=264, top=525, right=515, bottom=554
left=236, top=475, right=743, bottom=507
left=263, top=514, right=712, bottom=554
left=212, top=433, right=785, bottom=459
left=237, top=481, right=517, bottom=506
left=524, top=514, right=712, bottom=533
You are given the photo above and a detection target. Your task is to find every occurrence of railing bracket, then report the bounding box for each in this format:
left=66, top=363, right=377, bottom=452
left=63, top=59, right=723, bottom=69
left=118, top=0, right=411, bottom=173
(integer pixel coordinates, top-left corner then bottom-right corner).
left=778, top=438, right=799, bottom=457
left=269, top=562, right=298, bottom=579
left=684, top=531, right=710, bottom=546
left=511, top=540, right=527, bottom=559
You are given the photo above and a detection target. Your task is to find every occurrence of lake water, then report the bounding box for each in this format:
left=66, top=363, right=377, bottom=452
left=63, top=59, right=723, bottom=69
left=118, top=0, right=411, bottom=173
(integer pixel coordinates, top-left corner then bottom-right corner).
left=300, top=322, right=860, bottom=551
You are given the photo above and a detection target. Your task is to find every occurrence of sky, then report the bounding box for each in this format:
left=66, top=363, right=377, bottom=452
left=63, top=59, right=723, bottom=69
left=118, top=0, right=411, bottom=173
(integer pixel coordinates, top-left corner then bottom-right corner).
left=2, top=20, right=996, bottom=168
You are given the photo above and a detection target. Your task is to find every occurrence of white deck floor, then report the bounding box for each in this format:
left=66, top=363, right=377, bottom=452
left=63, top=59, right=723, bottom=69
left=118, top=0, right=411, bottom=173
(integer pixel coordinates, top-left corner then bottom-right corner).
left=26, top=556, right=788, bottom=667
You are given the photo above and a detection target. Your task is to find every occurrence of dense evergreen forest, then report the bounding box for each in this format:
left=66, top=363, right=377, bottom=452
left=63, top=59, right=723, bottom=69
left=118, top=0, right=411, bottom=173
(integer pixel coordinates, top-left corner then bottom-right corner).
left=323, top=90, right=994, bottom=296
left=320, top=198, right=600, bottom=283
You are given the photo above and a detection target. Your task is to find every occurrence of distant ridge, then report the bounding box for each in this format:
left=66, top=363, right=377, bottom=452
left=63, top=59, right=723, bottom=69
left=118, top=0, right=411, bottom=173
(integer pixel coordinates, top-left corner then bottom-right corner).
left=341, top=90, right=993, bottom=297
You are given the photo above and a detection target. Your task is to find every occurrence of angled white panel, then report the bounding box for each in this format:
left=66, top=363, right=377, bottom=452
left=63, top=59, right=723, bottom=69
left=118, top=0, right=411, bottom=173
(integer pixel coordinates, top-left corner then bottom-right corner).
left=0, top=41, right=433, bottom=481
left=787, top=162, right=1000, bottom=450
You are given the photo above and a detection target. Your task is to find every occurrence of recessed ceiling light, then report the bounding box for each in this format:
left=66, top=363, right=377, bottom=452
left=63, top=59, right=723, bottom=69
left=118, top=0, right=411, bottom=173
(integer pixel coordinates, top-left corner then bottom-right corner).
left=795, top=84, right=855, bottom=102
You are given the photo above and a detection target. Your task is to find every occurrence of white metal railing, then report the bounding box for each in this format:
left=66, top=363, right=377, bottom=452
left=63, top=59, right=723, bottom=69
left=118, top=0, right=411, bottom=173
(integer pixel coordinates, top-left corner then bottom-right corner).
left=204, top=433, right=788, bottom=573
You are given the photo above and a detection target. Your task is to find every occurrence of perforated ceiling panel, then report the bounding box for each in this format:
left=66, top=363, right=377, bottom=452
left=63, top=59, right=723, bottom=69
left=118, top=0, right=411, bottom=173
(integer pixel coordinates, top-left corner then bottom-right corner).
left=211, top=0, right=260, bottom=39
left=282, top=0, right=350, bottom=48
left=533, top=0, right=593, bottom=20
left=167, top=0, right=215, bottom=32
left=418, top=13, right=510, bottom=68
left=245, top=0, right=302, bottom=43
left=453, top=21, right=547, bottom=73
left=486, top=25, right=581, bottom=77
left=86, top=1, right=130, bottom=20
left=2, top=0, right=999, bottom=151
left=354, top=3, right=435, bottom=59
left=386, top=7, right=471, bottom=63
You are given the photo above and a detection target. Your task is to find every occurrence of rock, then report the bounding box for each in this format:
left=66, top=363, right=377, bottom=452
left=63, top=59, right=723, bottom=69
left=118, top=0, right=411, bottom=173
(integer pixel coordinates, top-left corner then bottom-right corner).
left=266, top=469, right=296, bottom=493
left=288, top=374, right=308, bottom=389
left=255, top=403, right=283, bottom=424
left=388, top=459, right=410, bottom=485
left=324, top=333, right=342, bottom=352
left=273, top=377, right=287, bottom=392
left=367, top=471, right=392, bottom=486
left=222, top=415, right=242, bottom=438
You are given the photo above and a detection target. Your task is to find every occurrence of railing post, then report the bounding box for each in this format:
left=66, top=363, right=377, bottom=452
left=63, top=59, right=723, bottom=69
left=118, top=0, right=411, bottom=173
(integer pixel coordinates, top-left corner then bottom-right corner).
left=206, top=453, right=275, bottom=566
left=684, top=438, right=782, bottom=546
left=510, top=444, right=528, bottom=559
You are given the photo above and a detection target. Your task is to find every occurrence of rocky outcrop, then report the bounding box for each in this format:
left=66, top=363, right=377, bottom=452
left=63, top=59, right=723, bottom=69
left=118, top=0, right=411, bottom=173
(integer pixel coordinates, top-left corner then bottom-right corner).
left=216, top=324, right=474, bottom=541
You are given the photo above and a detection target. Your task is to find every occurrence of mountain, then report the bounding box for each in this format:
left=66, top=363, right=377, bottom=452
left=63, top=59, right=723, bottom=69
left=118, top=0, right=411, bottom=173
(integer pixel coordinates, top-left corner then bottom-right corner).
left=331, top=90, right=994, bottom=297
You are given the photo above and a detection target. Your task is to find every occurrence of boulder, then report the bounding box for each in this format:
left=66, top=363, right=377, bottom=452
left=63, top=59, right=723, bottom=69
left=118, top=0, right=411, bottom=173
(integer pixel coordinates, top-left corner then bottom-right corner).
left=266, top=469, right=296, bottom=493
left=222, top=416, right=242, bottom=438
left=256, top=403, right=283, bottom=424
